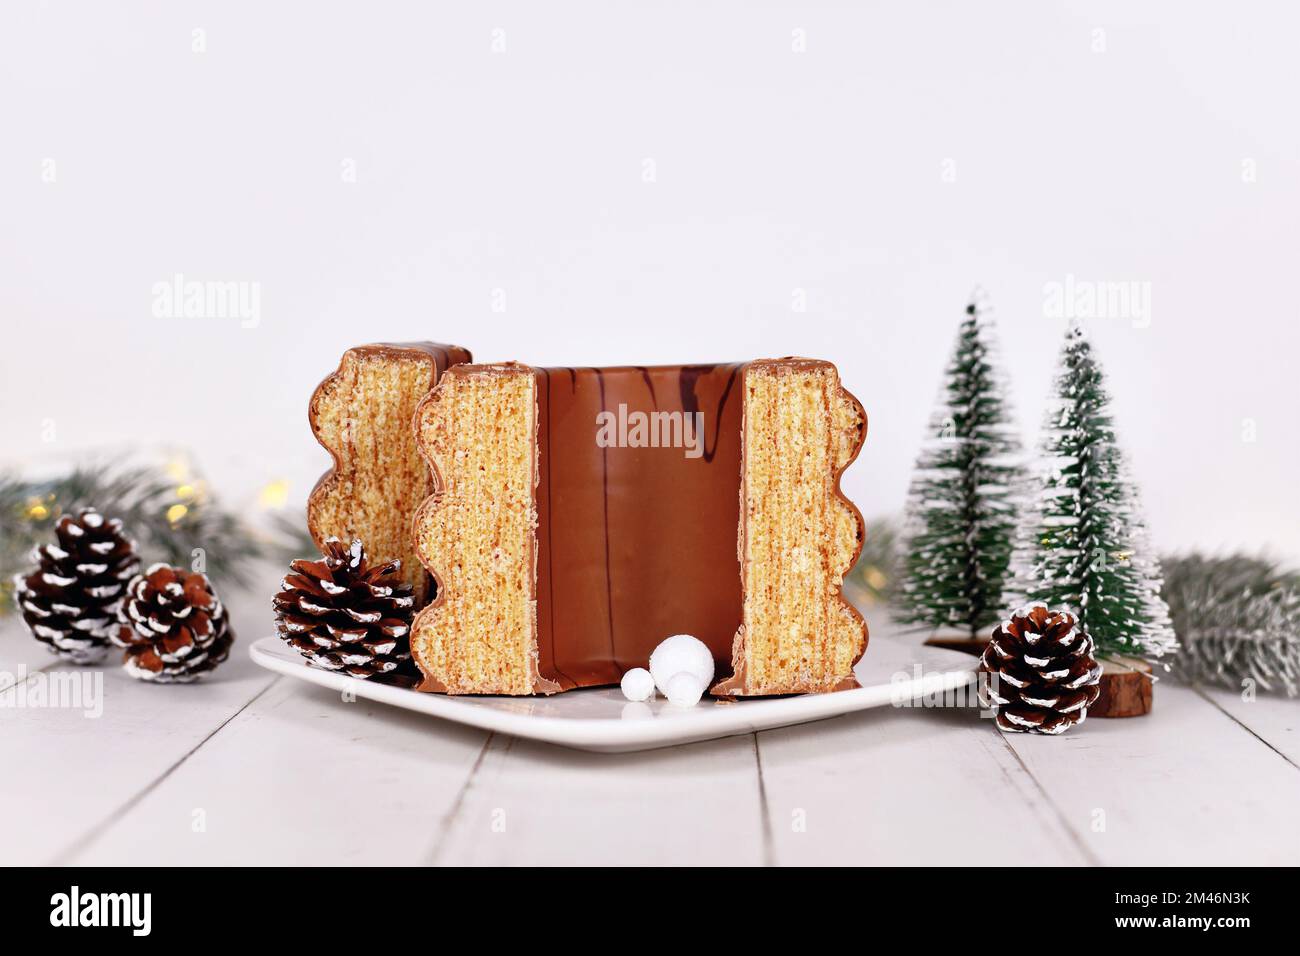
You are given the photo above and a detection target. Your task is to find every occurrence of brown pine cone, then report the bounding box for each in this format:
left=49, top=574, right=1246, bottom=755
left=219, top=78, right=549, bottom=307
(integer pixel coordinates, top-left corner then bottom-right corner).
left=273, top=538, right=417, bottom=681
left=979, top=602, right=1102, bottom=735
left=12, top=508, right=139, bottom=664
left=113, top=564, right=234, bottom=682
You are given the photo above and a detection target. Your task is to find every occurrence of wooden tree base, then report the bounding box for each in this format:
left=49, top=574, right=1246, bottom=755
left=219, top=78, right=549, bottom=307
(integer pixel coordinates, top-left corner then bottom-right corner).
left=1090, top=656, right=1153, bottom=718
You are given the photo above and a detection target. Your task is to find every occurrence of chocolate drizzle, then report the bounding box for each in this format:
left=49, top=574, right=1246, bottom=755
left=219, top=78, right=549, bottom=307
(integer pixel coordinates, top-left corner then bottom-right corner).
left=634, top=366, right=659, bottom=408
left=678, top=364, right=739, bottom=463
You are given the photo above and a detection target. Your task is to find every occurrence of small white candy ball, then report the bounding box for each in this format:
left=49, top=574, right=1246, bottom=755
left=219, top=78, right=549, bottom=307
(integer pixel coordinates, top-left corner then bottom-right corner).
left=620, top=667, right=656, bottom=702
left=649, top=634, right=714, bottom=695
left=664, top=672, right=706, bottom=707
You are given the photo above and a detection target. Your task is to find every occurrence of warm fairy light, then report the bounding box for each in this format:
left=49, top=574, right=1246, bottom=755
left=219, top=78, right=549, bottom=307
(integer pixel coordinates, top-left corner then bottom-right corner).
left=258, top=479, right=290, bottom=509
left=174, top=480, right=207, bottom=503
left=166, top=503, right=188, bottom=524
left=26, top=498, right=50, bottom=520
left=164, top=457, right=190, bottom=481
left=864, top=567, right=888, bottom=590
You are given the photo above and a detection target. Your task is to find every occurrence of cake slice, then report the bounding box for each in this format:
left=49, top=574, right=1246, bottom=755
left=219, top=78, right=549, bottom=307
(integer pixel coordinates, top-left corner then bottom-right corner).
left=410, top=364, right=560, bottom=694
left=409, top=358, right=866, bottom=696
left=308, top=342, right=470, bottom=604
left=712, top=359, right=868, bottom=695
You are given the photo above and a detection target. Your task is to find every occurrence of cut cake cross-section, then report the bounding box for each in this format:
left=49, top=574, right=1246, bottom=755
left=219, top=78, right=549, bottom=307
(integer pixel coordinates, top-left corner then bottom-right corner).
left=409, top=357, right=866, bottom=696
left=410, top=363, right=559, bottom=694
left=712, top=359, right=867, bottom=695
left=308, top=342, right=470, bottom=605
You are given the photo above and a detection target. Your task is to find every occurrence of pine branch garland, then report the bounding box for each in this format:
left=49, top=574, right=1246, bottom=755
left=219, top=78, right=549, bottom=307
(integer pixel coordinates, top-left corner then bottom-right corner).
left=0, top=462, right=312, bottom=616
left=898, top=292, right=1025, bottom=636
left=1162, top=553, right=1300, bottom=696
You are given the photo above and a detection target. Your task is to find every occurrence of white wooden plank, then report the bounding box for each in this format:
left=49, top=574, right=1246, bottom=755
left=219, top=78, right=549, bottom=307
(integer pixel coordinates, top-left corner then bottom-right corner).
left=1002, top=680, right=1300, bottom=865
left=0, top=618, right=71, bottom=690
left=0, top=592, right=278, bottom=864
left=752, top=612, right=1086, bottom=865
left=71, top=678, right=490, bottom=865
left=758, top=670, right=1091, bottom=866
left=12, top=572, right=1299, bottom=866
left=1196, top=683, right=1300, bottom=768
left=0, top=654, right=277, bottom=864
left=431, top=732, right=765, bottom=866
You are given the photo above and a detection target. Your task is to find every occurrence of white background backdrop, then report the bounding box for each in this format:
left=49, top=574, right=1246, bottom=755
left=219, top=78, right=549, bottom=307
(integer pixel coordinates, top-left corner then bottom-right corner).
left=3, top=1, right=1297, bottom=561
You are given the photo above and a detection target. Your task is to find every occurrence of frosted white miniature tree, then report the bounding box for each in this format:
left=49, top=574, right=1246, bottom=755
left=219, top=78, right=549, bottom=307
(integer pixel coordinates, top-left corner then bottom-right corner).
left=897, top=293, right=1025, bottom=637
left=1003, top=322, right=1176, bottom=662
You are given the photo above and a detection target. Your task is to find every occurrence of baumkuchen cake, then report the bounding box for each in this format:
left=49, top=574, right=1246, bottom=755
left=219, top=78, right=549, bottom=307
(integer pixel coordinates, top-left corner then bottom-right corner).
left=308, top=343, right=470, bottom=603
left=409, top=358, right=867, bottom=696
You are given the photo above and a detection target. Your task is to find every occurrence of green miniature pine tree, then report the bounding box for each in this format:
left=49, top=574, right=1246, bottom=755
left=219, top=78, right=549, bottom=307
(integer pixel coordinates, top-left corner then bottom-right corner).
left=1003, top=322, right=1176, bottom=662
left=898, top=293, right=1025, bottom=637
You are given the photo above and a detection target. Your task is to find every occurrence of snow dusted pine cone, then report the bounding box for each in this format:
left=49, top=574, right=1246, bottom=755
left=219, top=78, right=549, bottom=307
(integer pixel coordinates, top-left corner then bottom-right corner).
left=113, top=565, right=234, bottom=682
left=273, top=538, right=417, bottom=681
left=979, top=602, right=1102, bottom=735
left=13, top=508, right=139, bottom=664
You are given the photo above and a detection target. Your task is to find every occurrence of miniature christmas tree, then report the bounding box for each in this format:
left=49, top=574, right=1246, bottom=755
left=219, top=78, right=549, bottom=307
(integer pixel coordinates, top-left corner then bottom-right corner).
left=1003, top=322, right=1176, bottom=662
left=898, top=292, right=1025, bottom=637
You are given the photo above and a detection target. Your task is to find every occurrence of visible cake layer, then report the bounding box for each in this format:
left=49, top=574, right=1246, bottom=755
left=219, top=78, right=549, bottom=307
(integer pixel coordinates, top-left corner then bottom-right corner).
left=308, top=343, right=470, bottom=603
left=713, top=360, right=867, bottom=695
left=411, top=365, right=559, bottom=694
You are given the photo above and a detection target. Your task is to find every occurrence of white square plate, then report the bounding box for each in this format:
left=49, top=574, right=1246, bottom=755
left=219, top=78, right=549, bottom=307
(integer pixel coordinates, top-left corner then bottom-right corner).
left=249, top=635, right=977, bottom=752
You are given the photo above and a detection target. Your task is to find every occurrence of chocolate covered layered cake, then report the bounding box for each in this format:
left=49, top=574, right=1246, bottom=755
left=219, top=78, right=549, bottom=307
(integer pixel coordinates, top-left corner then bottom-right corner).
left=409, top=359, right=867, bottom=696
left=308, top=343, right=470, bottom=603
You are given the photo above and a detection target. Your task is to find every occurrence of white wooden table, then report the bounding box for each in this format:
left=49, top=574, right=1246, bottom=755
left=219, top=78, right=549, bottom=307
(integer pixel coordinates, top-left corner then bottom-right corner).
left=3, top=576, right=1298, bottom=866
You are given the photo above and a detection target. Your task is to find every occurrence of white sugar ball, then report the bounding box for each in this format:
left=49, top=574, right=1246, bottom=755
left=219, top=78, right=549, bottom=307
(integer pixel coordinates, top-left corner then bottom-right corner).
left=664, top=672, right=706, bottom=707
left=649, top=634, right=714, bottom=695
left=620, top=667, right=656, bottom=702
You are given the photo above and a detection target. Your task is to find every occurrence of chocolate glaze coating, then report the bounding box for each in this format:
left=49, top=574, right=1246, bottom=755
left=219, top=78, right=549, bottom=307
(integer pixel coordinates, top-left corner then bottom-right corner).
left=533, top=364, right=746, bottom=688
